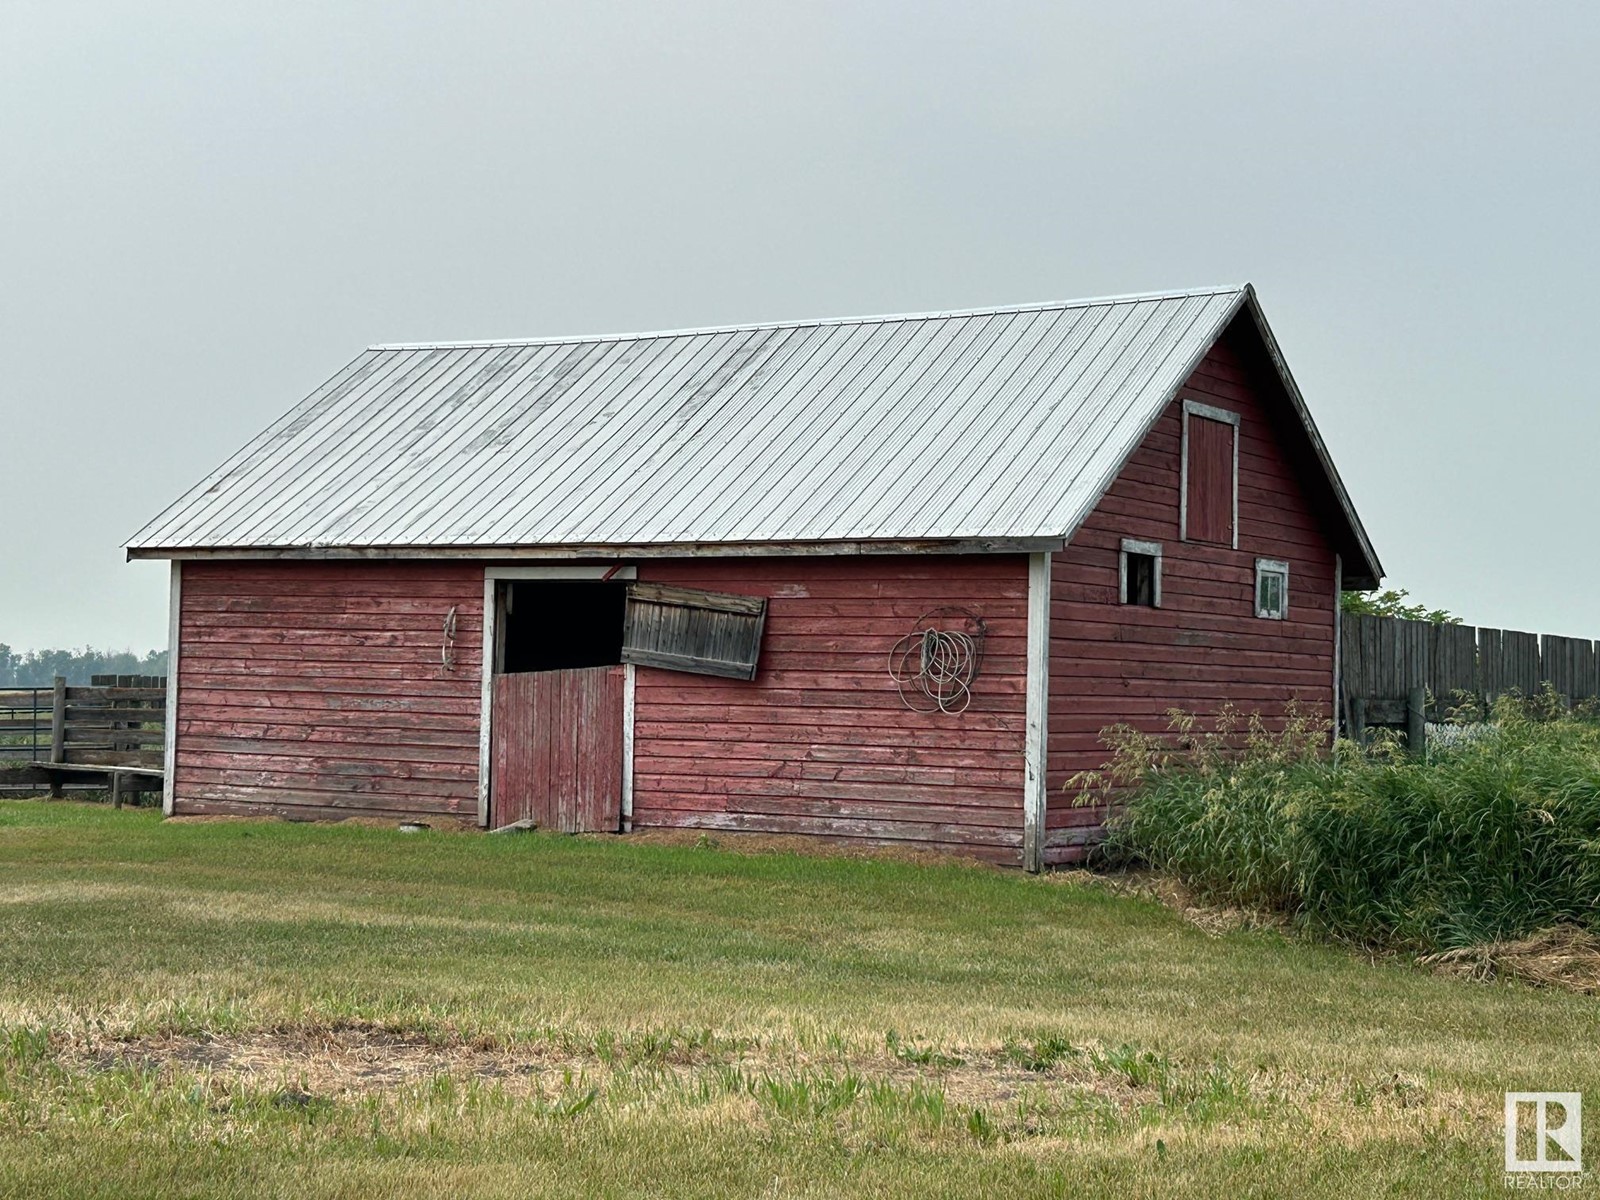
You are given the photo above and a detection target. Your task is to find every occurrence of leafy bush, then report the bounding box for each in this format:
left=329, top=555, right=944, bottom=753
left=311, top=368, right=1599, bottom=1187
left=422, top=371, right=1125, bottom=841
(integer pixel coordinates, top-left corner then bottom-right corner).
left=1073, top=699, right=1600, bottom=950
left=1338, top=587, right=1460, bottom=624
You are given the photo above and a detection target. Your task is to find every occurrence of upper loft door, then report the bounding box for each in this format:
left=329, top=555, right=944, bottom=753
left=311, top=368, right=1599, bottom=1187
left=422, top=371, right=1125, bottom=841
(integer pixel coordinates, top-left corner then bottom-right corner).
left=1181, top=399, right=1240, bottom=548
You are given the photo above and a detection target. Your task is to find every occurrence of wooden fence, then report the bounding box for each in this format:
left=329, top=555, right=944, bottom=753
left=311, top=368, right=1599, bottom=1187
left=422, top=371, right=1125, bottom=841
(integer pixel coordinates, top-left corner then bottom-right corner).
left=0, top=685, right=53, bottom=763
left=0, top=674, right=166, bottom=798
left=1341, top=614, right=1598, bottom=738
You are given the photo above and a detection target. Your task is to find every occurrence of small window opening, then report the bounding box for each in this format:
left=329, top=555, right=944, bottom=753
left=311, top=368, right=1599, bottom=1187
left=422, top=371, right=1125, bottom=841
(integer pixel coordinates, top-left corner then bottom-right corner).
left=1125, top=554, right=1157, bottom=606
left=1119, top=539, right=1162, bottom=608
left=1255, top=559, right=1289, bottom=620
left=500, top=581, right=626, bottom=672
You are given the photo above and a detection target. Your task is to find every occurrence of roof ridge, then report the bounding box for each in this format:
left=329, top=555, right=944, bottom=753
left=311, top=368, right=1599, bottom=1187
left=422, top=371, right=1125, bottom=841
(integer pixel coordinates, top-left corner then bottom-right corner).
left=366, top=284, right=1249, bottom=351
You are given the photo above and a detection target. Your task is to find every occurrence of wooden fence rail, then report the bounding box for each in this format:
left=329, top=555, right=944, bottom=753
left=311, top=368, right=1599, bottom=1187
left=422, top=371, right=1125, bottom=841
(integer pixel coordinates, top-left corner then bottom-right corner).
left=1341, top=614, right=1599, bottom=725
left=0, top=674, right=166, bottom=800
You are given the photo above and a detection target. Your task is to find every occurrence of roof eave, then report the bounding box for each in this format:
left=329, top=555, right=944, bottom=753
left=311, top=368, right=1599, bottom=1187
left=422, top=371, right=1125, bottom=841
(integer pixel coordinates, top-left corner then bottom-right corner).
left=125, top=535, right=1069, bottom=563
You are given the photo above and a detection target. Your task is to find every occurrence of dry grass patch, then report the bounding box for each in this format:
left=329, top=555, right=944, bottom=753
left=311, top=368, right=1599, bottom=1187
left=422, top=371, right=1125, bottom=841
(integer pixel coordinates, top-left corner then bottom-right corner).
left=56, top=1023, right=1120, bottom=1109
left=1073, top=868, right=1600, bottom=998
left=1420, top=925, right=1600, bottom=993
left=1054, top=868, right=1292, bottom=938
left=46, top=1019, right=1476, bottom=1139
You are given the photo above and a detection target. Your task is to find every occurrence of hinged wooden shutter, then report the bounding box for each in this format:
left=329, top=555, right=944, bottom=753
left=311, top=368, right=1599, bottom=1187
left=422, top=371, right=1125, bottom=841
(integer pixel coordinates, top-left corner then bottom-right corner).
left=622, top=583, right=767, bottom=680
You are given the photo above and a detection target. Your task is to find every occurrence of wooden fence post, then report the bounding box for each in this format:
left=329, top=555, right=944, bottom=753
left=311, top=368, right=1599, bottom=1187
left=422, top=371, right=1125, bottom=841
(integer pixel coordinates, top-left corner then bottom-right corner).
left=1349, top=697, right=1367, bottom=749
left=1406, top=687, right=1427, bottom=758
left=49, top=676, right=66, bottom=796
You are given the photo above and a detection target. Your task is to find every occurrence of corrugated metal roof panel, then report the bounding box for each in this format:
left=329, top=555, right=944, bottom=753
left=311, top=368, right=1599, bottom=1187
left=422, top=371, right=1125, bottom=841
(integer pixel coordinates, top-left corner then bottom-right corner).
left=128, top=286, right=1275, bottom=553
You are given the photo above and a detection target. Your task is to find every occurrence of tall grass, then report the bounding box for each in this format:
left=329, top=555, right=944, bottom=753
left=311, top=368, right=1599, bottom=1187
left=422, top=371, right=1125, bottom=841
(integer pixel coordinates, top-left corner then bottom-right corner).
left=1074, top=698, right=1600, bottom=950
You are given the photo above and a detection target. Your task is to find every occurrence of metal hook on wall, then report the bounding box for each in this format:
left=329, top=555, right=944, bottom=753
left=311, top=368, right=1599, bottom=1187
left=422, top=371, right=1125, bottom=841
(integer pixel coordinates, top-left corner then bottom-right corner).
left=441, top=605, right=459, bottom=672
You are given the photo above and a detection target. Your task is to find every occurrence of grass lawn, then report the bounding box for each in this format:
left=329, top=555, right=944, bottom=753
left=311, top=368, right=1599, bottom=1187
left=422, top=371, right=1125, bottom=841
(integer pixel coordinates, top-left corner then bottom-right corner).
left=0, top=800, right=1594, bottom=1198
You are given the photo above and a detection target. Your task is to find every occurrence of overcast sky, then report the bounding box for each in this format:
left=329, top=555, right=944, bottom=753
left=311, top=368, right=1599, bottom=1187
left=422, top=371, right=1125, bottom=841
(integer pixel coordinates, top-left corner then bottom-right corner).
left=4, top=1, right=1597, bottom=652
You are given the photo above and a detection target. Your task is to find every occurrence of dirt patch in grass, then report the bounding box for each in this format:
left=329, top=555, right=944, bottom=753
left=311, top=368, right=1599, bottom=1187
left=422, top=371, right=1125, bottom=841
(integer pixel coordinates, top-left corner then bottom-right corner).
left=62, top=1024, right=1172, bottom=1112
left=55, top=1023, right=1470, bottom=1146
left=73, top=1026, right=594, bottom=1096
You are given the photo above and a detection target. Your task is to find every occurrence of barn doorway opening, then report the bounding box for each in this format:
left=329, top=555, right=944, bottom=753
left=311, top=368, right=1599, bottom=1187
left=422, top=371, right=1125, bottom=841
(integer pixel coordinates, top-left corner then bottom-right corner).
left=484, top=570, right=770, bottom=835
left=498, top=580, right=626, bottom=673
left=490, top=577, right=628, bottom=835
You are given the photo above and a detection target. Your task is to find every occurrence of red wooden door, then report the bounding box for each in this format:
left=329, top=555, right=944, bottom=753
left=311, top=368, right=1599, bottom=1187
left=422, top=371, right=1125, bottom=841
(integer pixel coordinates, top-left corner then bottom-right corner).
left=490, top=666, right=624, bottom=832
left=1185, top=414, right=1235, bottom=545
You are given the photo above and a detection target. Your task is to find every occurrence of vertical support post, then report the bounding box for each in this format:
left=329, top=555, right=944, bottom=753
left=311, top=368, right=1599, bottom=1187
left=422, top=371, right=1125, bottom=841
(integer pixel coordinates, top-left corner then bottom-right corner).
left=111, top=771, right=123, bottom=810
left=1406, top=686, right=1427, bottom=759
left=50, top=675, right=66, bottom=763
left=1349, top=697, right=1367, bottom=749
left=1332, top=554, right=1342, bottom=759
left=49, top=676, right=66, bottom=797
left=621, top=662, right=636, bottom=833
left=476, top=573, right=497, bottom=829
left=1022, top=552, right=1052, bottom=873
left=162, top=561, right=183, bottom=817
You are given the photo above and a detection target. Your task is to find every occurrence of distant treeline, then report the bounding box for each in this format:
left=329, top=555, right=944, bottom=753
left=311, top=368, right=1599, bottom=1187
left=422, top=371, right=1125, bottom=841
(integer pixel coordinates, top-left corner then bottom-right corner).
left=0, top=645, right=169, bottom=687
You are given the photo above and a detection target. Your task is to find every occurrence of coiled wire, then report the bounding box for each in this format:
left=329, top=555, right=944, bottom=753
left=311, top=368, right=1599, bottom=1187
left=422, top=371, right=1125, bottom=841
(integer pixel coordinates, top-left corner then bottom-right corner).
left=888, top=607, right=987, bottom=714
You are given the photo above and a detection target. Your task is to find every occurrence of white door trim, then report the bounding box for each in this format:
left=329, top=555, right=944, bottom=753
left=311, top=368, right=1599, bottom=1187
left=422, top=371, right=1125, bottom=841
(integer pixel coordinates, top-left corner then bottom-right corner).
left=1022, top=551, right=1052, bottom=872
left=162, top=561, right=182, bottom=816
left=622, top=663, right=637, bottom=831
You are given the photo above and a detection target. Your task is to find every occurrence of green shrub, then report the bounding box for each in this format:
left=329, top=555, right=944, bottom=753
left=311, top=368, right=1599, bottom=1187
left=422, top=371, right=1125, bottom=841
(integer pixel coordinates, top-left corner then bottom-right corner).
left=1073, top=699, right=1600, bottom=950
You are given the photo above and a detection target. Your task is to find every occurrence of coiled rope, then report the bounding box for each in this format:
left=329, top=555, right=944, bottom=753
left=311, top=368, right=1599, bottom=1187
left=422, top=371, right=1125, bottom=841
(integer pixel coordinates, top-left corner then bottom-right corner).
left=888, top=607, right=987, bottom=714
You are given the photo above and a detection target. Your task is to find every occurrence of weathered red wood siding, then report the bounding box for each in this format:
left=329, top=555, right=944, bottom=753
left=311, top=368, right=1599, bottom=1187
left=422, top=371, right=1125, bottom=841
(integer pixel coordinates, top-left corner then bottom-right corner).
left=173, top=562, right=484, bottom=823
left=1045, top=335, right=1337, bottom=864
left=630, top=556, right=1030, bottom=863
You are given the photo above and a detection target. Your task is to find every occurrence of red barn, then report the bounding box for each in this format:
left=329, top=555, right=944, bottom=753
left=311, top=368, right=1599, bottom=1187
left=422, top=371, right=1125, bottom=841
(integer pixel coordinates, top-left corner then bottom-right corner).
left=128, top=285, right=1381, bottom=869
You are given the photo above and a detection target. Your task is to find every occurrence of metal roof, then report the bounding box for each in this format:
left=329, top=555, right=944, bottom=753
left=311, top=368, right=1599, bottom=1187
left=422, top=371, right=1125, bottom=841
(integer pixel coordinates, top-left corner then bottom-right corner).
left=126, top=283, right=1380, bottom=582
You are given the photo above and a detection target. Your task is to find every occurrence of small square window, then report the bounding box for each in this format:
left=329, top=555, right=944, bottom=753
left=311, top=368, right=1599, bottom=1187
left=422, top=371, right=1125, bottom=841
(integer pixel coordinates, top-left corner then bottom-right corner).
left=1119, top=539, right=1162, bottom=607
left=1255, top=558, right=1289, bottom=620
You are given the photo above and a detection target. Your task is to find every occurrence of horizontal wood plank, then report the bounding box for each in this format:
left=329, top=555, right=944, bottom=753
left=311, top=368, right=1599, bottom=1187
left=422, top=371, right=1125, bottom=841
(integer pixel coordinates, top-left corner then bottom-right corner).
left=174, top=562, right=484, bottom=819
left=630, top=555, right=1030, bottom=851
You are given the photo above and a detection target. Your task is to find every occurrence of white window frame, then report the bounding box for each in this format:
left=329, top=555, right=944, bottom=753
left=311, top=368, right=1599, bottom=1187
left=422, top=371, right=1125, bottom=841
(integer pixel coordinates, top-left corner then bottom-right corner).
left=1179, top=399, right=1240, bottom=549
left=1255, top=558, right=1290, bottom=620
left=1118, top=538, right=1163, bottom=608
